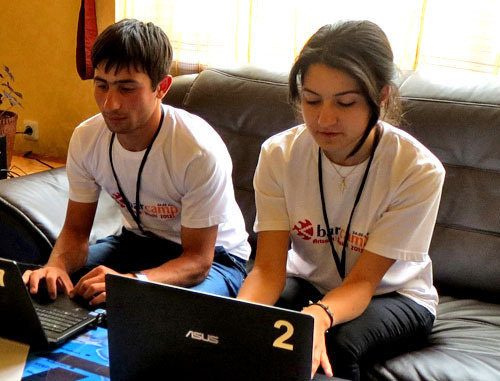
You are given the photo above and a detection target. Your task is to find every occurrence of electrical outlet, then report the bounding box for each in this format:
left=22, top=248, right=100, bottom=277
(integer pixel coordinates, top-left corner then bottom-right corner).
left=23, top=120, right=39, bottom=141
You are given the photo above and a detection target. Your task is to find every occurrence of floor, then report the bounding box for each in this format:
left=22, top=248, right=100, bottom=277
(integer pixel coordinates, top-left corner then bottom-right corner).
left=9, top=153, right=65, bottom=177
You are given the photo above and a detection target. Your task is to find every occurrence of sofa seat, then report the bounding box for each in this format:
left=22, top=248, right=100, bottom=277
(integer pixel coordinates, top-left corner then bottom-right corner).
left=368, top=296, right=500, bottom=380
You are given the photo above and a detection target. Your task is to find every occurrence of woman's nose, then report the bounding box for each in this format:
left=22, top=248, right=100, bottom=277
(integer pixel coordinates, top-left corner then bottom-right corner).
left=318, top=103, right=339, bottom=127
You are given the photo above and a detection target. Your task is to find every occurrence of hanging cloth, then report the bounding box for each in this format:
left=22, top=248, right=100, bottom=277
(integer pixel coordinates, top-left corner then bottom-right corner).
left=76, top=0, right=98, bottom=80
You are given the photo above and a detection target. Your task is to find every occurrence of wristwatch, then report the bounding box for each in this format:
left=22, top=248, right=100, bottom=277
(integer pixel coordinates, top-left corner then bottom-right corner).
left=133, top=272, right=148, bottom=281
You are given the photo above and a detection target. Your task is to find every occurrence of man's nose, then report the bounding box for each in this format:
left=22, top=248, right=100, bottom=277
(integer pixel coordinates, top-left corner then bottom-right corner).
left=103, top=87, right=121, bottom=111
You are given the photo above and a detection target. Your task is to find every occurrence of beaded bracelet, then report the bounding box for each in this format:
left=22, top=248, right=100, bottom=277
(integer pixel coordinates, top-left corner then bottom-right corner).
left=309, top=300, right=334, bottom=330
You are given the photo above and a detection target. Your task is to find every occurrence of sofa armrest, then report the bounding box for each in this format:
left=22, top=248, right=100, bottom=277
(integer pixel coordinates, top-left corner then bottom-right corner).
left=0, top=167, right=123, bottom=264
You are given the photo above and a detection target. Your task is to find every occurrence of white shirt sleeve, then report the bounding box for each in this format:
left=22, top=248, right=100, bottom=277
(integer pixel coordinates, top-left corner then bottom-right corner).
left=253, top=141, right=291, bottom=232
left=365, top=154, right=445, bottom=262
left=180, top=147, right=235, bottom=229
left=66, top=126, right=101, bottom=203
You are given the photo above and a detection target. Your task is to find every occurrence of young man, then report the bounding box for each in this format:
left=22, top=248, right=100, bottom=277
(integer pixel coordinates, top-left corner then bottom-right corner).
left=23, top=19, right=250, bottom=305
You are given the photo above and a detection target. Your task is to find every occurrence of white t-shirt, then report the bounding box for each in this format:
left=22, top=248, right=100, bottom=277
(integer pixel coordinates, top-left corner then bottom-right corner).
left=67, top=104, right=251, bottom=260
left=254, top=122, right=445, bottom=315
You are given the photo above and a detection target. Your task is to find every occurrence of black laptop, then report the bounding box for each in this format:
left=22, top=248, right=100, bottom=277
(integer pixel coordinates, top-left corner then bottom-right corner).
left=0, top=257, right=104, bottom=349
left=106, top=274, right=315, bottom=381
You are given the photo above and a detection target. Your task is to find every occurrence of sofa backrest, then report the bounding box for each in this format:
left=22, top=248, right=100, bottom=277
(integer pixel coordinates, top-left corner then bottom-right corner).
left=163, top=66, right=500, bottom=302
left=397, top=70, right=500, bottom=302
left=164, top=66, right=300, bottom=252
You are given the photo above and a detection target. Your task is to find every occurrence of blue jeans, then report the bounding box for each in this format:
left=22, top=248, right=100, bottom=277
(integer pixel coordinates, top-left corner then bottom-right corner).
left=74, top=228, right=247, bottom=297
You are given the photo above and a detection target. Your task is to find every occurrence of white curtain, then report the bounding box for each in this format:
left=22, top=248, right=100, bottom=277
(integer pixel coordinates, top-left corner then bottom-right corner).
left=116, top=0, right=500, bottom=76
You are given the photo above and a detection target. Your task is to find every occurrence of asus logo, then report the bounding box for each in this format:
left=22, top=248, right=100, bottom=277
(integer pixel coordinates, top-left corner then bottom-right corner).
left=185, top=330, right=219, bottom=344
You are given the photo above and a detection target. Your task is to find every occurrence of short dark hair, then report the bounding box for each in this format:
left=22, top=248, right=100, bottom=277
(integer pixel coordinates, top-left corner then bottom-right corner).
left=91, top=19, right=173, bottom=89
left=289, top=20, right=402, bottom=157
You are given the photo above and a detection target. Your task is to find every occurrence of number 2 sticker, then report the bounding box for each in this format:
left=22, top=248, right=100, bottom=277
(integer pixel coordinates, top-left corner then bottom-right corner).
left=273, top=320, right=294, bottom=351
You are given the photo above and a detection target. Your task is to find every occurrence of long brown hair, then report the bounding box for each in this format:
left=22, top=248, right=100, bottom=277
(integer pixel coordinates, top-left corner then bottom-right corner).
left=289, top=20, right=402, bottom=157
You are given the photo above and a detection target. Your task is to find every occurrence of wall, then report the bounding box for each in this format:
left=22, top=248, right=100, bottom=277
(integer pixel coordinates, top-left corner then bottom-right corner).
left=0, top=0, right=115, bottom=159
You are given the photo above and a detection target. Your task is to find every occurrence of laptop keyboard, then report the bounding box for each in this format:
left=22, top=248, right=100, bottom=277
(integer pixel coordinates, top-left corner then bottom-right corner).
left=35, top=305, right=89, bottom=333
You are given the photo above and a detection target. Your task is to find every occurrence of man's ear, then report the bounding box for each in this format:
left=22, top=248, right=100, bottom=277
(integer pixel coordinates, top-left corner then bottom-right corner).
left=156, top=75, right=173, bottom=99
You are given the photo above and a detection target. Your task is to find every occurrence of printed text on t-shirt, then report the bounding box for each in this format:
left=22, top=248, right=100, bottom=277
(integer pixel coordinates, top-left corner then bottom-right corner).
left=111, top=192, right=179, bottom=219
left=292, top=219, right=368, bottom=252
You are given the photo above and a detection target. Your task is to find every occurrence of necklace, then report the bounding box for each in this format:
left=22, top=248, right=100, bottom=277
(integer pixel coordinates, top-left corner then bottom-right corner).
left=329, top=162, right=359, bottom=193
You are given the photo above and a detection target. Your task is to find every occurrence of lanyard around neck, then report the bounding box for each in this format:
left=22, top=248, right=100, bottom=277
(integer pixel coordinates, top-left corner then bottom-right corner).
left=318, top=125, right=381, bottom=279
left=109, top=108, right=165, bottom=237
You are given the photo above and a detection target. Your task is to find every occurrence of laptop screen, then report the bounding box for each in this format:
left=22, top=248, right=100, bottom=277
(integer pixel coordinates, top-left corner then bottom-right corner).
left=106, top=274, right=314, bottom=381
left=0, top=257, right=99, bottom=348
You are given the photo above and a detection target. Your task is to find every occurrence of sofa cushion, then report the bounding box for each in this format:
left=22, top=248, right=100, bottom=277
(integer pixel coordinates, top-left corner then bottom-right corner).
left=367, top=296, right=500, bottom=380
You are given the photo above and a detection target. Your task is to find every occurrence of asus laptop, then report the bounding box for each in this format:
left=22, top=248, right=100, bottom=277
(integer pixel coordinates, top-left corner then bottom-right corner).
left=106, top=274, right=315, bottom=381
left=0, top=257, right=104, bottom=349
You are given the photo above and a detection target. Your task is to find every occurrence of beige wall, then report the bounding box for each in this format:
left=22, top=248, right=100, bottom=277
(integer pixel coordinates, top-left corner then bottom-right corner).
left=0, top=0, right=115, bottom=159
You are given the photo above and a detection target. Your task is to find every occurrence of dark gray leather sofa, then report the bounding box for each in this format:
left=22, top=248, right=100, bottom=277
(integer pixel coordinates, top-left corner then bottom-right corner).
left=0, top=66, right=499, bottom=380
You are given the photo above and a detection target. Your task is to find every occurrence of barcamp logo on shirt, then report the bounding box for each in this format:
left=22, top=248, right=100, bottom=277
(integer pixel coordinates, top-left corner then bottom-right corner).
left=292, top=219, right=314, bottom=240
left=111, top=192, right=179, bottom=219
left=292, top=219, right=368, bottom=252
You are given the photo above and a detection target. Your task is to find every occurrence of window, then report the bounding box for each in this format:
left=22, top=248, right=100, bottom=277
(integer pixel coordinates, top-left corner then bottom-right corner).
left=116, top=0, right=500, bottom=76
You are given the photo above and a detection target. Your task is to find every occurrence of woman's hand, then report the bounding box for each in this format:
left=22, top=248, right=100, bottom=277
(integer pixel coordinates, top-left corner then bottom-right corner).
left=302, top=304, right=334, bottom=379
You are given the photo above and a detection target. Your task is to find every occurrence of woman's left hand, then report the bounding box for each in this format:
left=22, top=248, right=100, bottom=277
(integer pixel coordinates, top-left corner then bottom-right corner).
left=303, top=305, right=333, bottom=379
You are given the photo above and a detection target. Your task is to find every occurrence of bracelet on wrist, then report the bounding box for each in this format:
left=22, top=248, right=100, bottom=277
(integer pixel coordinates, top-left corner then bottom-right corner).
left=308, top=300, right=334, bottom=330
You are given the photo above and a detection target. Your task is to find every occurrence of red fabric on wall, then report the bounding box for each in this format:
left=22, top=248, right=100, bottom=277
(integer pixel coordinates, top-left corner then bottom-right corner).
left=76, top=0, right=98, bottom=80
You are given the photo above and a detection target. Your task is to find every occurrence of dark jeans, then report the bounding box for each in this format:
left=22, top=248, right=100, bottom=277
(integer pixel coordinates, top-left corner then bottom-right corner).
left=277, top=277, right=435, bottom=381
left=73, top=228, right=247, bottom=297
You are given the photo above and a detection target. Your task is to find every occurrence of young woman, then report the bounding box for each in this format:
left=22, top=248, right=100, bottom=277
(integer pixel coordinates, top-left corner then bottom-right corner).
left=238, top=20, right=445, bottom=380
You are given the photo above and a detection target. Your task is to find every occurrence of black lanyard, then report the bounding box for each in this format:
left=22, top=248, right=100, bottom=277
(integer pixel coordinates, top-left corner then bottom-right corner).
left=109, top=108, right=165, bottom=237
left=318, top=125, right=381, bottom=279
